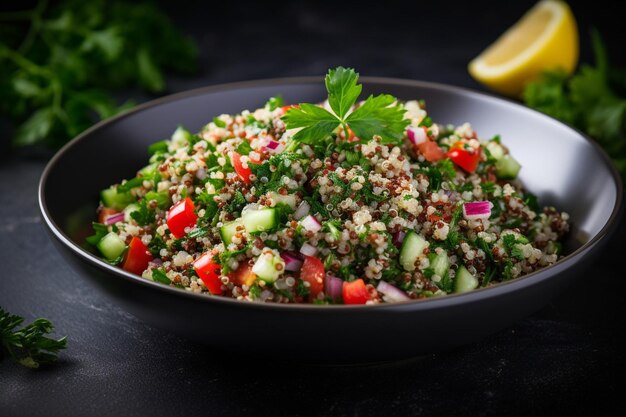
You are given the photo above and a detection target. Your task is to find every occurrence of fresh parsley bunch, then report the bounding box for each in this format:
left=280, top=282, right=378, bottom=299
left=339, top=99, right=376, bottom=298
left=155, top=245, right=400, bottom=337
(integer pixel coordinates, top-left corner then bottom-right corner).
left=523, top=31, right=626, bottom=180
left=0, top=307, right=67, bottom=369
left=282, top=67, right=409, bottom=144
left=0, top=0, right=197, bottom=148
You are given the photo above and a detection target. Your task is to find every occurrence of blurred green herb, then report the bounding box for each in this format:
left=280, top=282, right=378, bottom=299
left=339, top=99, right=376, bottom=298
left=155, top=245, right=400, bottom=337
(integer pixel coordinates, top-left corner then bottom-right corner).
left=1, top=307, right=67, bottom=369
left=0, top=0, right=197, bottom=148
left=524, top=30, right=626, bottom=180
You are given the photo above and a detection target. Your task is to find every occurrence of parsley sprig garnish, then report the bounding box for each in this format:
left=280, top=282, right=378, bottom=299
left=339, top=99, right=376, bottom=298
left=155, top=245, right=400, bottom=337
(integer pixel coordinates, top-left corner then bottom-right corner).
left=282, top=67, right=409, bottom=144
left=1, top=307, right=67, bottom=369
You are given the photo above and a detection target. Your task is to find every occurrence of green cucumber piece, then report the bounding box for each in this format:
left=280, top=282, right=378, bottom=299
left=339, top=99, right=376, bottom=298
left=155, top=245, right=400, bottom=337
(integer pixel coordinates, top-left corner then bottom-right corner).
left=101, top=186, right=134, bottom=210
left=325, top=222, right=341, bottom=241
left=251, top=252, right=285, bottom=283
left=242, top=208, right=278, bottom=233
left=220, top=219, right=243, bottom=245
left=144, top=191, right=170, bottom=209
left=400, top=231, right=428, bottom=272
left=486, top=142, right=505, bottom=160
left=123, top=204, right=140, bottom=222
left=454, top=265, right=478, bottom=293
left=268, top=192, right=296, bottom=209
left=495, top=155, right=521, bottom=179
left=97, top=232, right=126, bottom=261
left=431, top=251, right=450, bottom=278
left=139, top=163, right=158, bottom=176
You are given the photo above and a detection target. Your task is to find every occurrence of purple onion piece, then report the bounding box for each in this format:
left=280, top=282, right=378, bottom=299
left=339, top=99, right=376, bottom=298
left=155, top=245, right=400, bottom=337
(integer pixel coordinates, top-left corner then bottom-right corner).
left=282, top=252, right=304, bottom=271
left=105, top=212, right=125, bottom=225
left=407, top=126, right=427, bottom=145
left=376, top=281, right=410, bottom=302
left=392, top=231, right=406, bottom=248
left=299, top=242, right=318, bottom=257
left=462, top=201, right=493, bottom=220
left=294, top=201, right=310, bottom=220
left=265, top=139, right=280, bottom=150
left=325, top=273, right=343, bottom=302
left=300, top=214, right=322, bottom=233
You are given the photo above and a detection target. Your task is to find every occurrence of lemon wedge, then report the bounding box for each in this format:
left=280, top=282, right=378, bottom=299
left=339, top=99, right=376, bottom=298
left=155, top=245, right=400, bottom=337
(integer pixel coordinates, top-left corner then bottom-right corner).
left=468, top=0, right=578, bottom=97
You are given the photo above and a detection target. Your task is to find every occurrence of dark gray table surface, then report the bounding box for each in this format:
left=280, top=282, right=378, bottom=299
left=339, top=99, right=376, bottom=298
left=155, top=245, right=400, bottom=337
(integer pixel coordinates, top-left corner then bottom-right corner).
left=1, top=1, right=625, bottom=416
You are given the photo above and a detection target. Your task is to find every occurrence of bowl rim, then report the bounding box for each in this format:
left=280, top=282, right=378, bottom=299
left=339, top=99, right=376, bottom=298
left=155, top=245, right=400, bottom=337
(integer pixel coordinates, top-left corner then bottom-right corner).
left=38, top=75, right=624, bottom=312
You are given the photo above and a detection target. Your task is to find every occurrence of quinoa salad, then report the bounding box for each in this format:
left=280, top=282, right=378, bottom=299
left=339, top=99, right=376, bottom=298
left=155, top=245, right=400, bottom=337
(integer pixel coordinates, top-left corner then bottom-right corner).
left=88, top=67, right=570, bottom=304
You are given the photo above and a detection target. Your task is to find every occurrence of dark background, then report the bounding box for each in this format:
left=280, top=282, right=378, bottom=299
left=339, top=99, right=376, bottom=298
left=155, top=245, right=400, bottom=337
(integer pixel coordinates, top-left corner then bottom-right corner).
left=1, top=1, right=624, bottom=416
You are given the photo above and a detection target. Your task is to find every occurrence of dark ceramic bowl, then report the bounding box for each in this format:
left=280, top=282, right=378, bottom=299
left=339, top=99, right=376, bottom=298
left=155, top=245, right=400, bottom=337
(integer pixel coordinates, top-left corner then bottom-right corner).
left=39, top=77, right=622, bottom=363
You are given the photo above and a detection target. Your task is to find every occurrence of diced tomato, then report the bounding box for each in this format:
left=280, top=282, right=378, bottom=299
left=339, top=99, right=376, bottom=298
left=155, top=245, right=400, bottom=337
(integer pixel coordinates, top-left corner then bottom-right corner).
left=122, top=237, right=152, bottom=275
left=280, top=104, right=300, bottom=114
left=347, top=127, right=357, bottom=142
left=417, top=140, right=446, bottom=162
left=428, top=212, right=443, bottom=222
left=98, top=207, right=119, bottom=224
left=194, top=253, right=222, bottom=295
left=300, top=256, right=325, bottom=301
left=231, top=152, right=252, bottom=185
left=166, top=197, right=198, bottom=239
left=229, top=262, right=257, bottom=287
left=448, top=141, right=481, bottom=173
left=343, top=279, right=370, bottom=305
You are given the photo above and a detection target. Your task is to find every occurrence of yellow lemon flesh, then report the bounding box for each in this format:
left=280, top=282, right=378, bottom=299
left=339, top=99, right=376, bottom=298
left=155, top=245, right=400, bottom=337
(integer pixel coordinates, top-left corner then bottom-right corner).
left=468, top=0, right=578, bottom=97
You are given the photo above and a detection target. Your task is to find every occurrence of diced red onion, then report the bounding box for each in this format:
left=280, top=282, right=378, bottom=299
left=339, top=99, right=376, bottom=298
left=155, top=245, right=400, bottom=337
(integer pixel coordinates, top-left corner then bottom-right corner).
left=105, top=212, right=125, bottom=225
left=149, top=259, right=163, bottom=268
left=376, top=281, right=411, bottom=302
left=325, top=273, right=343, bottom=302
left=300, top=214, right=322, bottom=233
left=265, top=139, right=280, bottom=150
left=262, top=138, right=284, bottom=153
left=407, top=126, right=427, bottom=145
left=282, top=251, right=304, bottom=271
left=463, top=201, right=493, bottom=220
left=392, top=231, right=406, bottom=248
left=294, top=201, right=310, bottom=220
left=195, top=168, right=207, bottom=180
left=299, top=242, right=318, bottom=257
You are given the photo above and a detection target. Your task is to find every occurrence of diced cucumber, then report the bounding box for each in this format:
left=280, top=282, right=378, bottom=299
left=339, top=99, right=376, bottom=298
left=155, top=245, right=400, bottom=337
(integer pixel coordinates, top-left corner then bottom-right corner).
left=220, top=219, right=243, bottom=245
left=101, top=186, right=134, bottom=210
left=496, top=155, right=521, bottom=179
left=486, top=142, right=505, bottom=160
left=123, top=204, right=140, bottom=222
left=139, top=163, right=158, bottom=177
left=242, top=208, right=278, bottom=233
left=171, top=125, right=191, bottom=145
left=268, top=192, right=296, bottom=209
left=399, top=231, right=429, bottom=272
left=251, top=252, right=285, bottom=283
left=144, top=191, right=170, bottom=209
left=97, top=232, right=126, bottom=261
left=325, top=222, right=341, bottom=241
left=454, top=265, right=478, bottom=293
left=431, top=251, right=450, bottom=278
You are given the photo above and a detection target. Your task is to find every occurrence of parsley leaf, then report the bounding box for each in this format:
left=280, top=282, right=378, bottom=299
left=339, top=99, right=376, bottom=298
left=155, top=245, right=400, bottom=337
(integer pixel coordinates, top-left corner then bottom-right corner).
left=325, top=66, right=362, bottom=119
left=86, top=222, right=109, bottom=246
left=283, top=66, right=408, bottom=145
left=0, top=0, right=198, bottom=149
left=346, top=94, right=409, bottom=143
left=130, top=199, right=155, bottom=226
left=151, top=269, right=171, bottom=285
left=1, top=308, right=67, bottom=369
left=524, top=29, right=626, bottom=180
left=282, top=103, right=339, bottom=144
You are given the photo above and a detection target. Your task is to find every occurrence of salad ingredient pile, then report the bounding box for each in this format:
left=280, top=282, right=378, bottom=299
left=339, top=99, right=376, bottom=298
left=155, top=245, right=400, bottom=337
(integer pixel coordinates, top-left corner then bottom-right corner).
left=88, top=67, right=569, bottom=304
